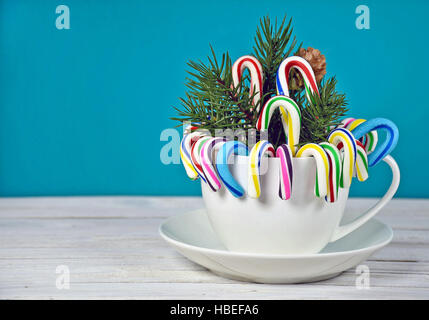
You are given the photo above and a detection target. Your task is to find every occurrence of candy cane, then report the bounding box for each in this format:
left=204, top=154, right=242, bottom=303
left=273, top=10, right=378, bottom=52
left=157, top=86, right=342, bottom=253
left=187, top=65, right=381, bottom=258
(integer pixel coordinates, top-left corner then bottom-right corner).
left=232, top=55, right=264, bottom=111
left=276, top=56, right=319, bottom=102
left=328, top=128, right=357, bottom=188
left=351, top=118, right=399, bottom=167
left=247, top=141, right=275, bottom=199
left=190, top=136, right=212, bottom=183
left=180, top=131, right=206, bottom=180
left=216, top=141, right=249, bottom=198
left=355, top=140, right=369, bottom=182
left=342, top=118, right=378, bottom=154
left=256, top=96, right=301, bottom=155
left=184, top=123, right=201, bottom=134
left=337, top=139, right=369, bottom=182
left=296, top=143, right=330, bottom=198
left=340, top=118, right=356, bottom=129
left=276, top=144, right=294, bottom=200
left=320, top=142, right=342, bottom=203
left=200, top=137, right=227, bottom=192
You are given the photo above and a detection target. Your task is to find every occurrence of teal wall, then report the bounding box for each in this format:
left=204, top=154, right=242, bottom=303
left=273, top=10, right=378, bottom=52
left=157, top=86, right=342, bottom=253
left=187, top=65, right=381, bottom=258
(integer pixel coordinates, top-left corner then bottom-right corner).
left=0, top=0, right=426, bottom=197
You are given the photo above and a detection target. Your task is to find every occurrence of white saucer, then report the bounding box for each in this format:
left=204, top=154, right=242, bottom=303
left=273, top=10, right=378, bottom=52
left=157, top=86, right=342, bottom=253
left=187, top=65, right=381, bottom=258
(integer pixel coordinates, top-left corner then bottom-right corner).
left=159, top=209, right=393, bottom=284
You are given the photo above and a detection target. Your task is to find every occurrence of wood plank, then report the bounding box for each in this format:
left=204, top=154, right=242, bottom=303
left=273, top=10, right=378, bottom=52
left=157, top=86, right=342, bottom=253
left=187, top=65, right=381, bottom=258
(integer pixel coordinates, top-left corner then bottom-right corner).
left=1, top=261, right=428, bottom=288
left=0, top=197, right=428, bottom=299
left=2, top=282, right=429, bottom=300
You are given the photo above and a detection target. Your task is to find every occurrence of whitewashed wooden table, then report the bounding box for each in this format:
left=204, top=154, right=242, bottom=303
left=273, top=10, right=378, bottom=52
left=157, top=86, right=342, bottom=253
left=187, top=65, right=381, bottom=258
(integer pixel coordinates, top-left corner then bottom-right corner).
left=0, top=197, right=428, bottom=299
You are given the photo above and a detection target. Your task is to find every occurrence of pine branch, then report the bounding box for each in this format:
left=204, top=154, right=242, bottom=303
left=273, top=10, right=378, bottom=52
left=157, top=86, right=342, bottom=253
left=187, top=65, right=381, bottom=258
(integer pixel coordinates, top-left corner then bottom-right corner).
left=298, top=77, right=348, bottom=145
left=252, top=16, right=299, bottom=100
left=170, top=46, right=257, bottom=136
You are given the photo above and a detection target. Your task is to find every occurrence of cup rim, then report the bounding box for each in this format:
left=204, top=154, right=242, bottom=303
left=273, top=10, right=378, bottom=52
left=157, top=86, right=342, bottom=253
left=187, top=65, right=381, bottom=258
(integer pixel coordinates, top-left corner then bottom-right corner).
left=235, top=154, right=313, bottom=161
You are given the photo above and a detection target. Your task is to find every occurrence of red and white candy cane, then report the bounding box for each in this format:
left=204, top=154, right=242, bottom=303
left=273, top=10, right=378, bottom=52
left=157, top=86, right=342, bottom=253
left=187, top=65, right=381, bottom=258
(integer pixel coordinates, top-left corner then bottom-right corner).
left=232, top=55, right=264, bottom=111
left=183, top=123, right=201, bottom=134
left=276, top=56, right=319, bottom=102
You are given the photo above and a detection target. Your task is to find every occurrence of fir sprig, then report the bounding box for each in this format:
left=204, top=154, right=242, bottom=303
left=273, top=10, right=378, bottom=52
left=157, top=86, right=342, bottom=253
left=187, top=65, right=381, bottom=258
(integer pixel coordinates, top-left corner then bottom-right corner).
left=253, top=16, right=299, bottom=99
left=171, top=46, right=257, bottom=134
left=299, top=77, right=348, bottom=145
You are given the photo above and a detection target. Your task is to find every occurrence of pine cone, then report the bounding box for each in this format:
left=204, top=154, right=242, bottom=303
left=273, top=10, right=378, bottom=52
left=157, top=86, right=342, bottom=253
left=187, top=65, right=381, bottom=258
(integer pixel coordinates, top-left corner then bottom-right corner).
left=289, top=47, right=327, bottom=90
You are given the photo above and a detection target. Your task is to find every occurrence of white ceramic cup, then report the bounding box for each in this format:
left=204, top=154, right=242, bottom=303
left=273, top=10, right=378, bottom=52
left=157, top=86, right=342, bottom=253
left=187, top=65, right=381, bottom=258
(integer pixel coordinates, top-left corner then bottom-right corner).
left=201, top=154, right=400, bottom=255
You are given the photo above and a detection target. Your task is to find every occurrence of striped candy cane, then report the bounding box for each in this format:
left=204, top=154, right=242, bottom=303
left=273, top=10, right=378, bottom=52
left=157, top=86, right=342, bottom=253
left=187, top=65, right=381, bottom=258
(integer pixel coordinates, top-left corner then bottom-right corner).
left=248, top=141, right=275, bottom=199
left=256, top=96, right=301, bottom=155
left=180, top=131, right=207, bottom=180
left=328, top=128, right=357, bottom=188
left=355, top=140, right=369, bottom=181
left=340, top=118, right=356, bottom=128
left=232, top=55, right=264, bottom=111
left=320, top=142, right=342, bottom=203
left=276, top=144, right=294, bottom=200
left=200, top=137, right=227, bottom=192
left=351, top=118, right=399, bottom=167
left=296, top=143, right=330, bottom=198
left=340, top=118, right=378, bottom=154
left=190, top=136, right=212, bottom=183
left=337, top=139, right=369, bottom=182
left=276, top=56, right=319, bottom=102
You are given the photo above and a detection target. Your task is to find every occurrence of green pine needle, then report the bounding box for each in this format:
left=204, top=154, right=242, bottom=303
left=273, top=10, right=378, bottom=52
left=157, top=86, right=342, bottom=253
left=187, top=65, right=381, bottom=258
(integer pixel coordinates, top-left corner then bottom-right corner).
left=253, top=15, right=299, bottom=99
left=299, top=77, right=348, bottom=145
left=170, top=45, right=257, bottom=135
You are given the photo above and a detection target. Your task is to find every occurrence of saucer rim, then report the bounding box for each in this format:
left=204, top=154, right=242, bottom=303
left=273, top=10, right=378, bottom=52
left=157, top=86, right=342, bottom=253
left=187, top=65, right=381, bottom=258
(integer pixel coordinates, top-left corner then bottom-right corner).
left=159, top=209, right=393, bottom=259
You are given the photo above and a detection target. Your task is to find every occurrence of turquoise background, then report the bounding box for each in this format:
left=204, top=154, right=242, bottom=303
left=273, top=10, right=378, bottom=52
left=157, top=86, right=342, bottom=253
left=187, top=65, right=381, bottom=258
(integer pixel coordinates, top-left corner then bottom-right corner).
left=0, top=0, right=426, bottom=197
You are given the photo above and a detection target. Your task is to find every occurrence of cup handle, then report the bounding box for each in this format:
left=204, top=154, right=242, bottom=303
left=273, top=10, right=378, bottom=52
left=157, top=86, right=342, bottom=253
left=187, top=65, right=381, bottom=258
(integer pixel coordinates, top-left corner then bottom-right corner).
left=330, top=155, right=400, bottom=242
